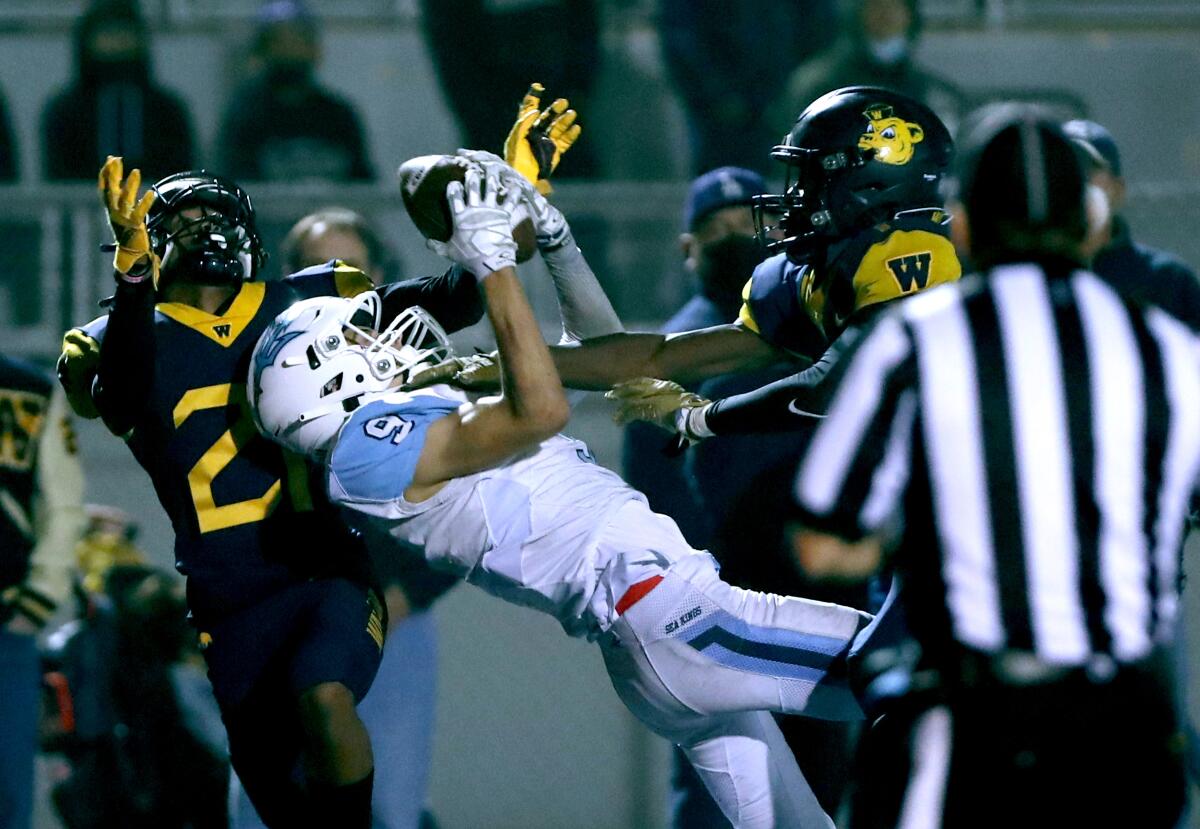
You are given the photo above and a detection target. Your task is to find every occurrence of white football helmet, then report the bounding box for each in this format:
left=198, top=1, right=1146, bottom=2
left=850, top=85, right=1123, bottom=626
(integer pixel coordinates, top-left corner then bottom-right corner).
left=249, top=292, right=452, bottom=458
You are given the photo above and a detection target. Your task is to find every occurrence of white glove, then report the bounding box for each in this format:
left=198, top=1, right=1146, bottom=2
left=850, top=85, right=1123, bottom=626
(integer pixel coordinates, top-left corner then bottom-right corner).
left=456, top=148, right=570, bottom=250
left=427, top=166, right=519, bottom=279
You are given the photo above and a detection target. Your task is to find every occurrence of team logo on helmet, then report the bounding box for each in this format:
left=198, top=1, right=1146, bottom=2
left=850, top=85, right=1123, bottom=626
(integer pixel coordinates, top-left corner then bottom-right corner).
left=858, top=105, right=925, bottom=166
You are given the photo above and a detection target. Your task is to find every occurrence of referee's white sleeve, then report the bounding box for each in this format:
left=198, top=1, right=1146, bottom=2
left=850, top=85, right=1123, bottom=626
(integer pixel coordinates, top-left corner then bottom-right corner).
left=794, top=314, right=916, bottom=539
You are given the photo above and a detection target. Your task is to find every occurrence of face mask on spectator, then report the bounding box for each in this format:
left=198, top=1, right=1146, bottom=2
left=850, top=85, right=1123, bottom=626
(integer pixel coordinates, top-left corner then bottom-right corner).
left=698, top=234, right=765, bottom=301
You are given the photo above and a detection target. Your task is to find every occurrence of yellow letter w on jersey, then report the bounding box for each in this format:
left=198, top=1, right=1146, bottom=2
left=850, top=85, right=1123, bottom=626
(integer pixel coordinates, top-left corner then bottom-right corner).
left=886, top=252, right=933, bottom=293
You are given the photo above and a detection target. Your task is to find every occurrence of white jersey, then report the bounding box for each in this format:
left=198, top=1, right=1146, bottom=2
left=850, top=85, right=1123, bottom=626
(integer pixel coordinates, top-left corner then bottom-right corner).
left=326, top=387, right=694, bottom=638
left=325, top=389, right=869, bottom=829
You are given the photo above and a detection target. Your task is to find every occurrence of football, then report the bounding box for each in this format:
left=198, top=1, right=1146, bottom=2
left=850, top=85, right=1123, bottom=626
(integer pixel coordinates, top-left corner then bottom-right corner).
left=397, top=154, right=537, bottom=264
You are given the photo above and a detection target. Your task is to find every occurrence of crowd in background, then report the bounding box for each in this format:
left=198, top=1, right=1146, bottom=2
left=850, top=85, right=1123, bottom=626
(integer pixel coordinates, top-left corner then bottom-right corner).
left=0, top=0, right=978, bottom=187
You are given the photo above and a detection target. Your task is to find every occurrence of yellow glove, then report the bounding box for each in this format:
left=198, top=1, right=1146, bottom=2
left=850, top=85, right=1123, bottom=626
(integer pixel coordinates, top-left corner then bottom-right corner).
left=605, top=378, right=713, bottom=440
left=405, top=351, right=501, bottom=392
left=98, top=155, right=159, bottom=284
left=503, top=83, right=581, bottom=196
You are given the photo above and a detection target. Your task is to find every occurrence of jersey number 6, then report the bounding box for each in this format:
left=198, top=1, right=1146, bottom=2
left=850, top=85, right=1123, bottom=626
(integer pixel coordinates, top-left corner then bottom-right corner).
left=175, top=383, right=311, bottom=534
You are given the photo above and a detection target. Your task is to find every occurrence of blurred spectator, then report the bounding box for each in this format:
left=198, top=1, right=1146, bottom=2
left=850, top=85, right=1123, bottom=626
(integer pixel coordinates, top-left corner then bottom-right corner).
left=0, top=89, right=17, bottom=182
left=622, top=167, right=766, bottom=552
left=280, top=207, right=400, bottom=284
left=217, top=0, right=373, bottom=182
left=0, top=355, right=85, bottom=829
left=419, top=0, right=601, bottom=178
left=1068, top=118, right=1200, bottom=788
left=43, top=508, right=228, bottom=829
left=658, top=0, right=838, bottom=176
left=770, top=0, right=968, bottom=138
left=41, top=0, right=195, bottom=181
left=229, top=208, right=457, bottom=829
left=1064, top=118, right=1200, bottom=331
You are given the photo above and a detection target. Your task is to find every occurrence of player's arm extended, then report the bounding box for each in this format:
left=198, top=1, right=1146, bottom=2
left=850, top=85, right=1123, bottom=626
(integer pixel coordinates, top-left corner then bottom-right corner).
left=549, top=322, right=788, bottom=391
left=608, top=317, right=864, bottom=439
left=701, top=330, right=856, bottom=433
left=405, top=168, right=568, bottom=497
left=88, top=157, right=159, bottom=436
left=408, top=267, right=569, bottom=496
left=376, top=264, right=484, bottom=335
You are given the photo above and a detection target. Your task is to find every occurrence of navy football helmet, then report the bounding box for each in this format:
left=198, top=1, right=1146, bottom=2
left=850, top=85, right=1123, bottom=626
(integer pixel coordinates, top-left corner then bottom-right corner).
left=146, top=171, right=267, bottom=285
left=754, top=86, right=953, bottom=263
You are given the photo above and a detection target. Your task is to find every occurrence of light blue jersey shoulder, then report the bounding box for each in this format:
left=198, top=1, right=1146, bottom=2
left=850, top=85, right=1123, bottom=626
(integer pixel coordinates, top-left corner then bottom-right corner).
left=327, top=392, right=461, bottom=504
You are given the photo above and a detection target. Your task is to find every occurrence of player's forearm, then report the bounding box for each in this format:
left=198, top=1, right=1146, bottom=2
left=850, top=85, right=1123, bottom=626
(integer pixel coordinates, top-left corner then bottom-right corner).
left=542, top=237, right=623, bottom=341
left=552, top=324, right=786, bottom=391
left=483, top=269, right=570, bottom=434
left=379, top=264, right=484, bottom=335
left=96, top=281, right=157, bottom=436
left=549, top=333, right=668, bottom=390
left=705, top=363, right=833, bottom=435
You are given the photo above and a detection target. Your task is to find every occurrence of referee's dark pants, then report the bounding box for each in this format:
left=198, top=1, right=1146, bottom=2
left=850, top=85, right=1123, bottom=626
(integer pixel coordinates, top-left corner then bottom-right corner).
left=847, top=649, right=1187, bottom=829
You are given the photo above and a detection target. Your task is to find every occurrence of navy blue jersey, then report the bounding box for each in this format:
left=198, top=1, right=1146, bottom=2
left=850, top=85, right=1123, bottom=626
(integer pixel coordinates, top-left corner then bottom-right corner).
left=61, top=266, right=374, bottom=620
left=739, top=210, right=960, bottom=354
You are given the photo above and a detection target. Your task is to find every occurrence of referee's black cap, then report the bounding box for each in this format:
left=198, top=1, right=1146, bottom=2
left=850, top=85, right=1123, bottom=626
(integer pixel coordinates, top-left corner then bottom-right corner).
left=954, top=104, right=1087, bottom=266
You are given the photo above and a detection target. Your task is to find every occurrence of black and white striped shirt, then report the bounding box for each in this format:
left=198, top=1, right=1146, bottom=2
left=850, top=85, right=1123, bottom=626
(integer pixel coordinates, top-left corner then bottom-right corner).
left=794, top=260, right=1200, bottom=669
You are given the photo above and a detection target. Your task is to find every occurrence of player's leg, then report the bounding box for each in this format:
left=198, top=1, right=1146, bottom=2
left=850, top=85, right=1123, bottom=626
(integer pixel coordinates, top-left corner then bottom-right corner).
left=601, top=629, right=831, bottom=829
left=612, top=551, right=869, bottom=721
left=289, top=579, right=386, bottom=829
left=223, top=686, right=311, bottom=828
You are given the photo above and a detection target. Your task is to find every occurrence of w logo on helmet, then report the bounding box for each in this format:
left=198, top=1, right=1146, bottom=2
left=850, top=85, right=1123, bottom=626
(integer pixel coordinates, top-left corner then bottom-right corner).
left=886, top=252, right=933, bottom=292
left=859, top=105, right=925, bottom=166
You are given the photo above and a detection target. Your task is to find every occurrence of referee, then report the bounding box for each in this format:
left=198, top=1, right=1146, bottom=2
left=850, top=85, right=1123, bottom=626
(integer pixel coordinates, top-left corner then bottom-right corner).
left=790, top=108, right=1194, bottom=828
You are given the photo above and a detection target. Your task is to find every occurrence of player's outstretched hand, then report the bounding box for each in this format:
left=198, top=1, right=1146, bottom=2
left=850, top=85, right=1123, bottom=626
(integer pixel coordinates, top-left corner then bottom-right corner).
left=427, top=167, right=520, bottom=279
left=404, top=351, right=501, bottom=392
left=456, top=149, right=569, bottom=250
left=98, top=155, right=159, bottom=284
left=606, top=378, right=712, bottom=441
left=503, top=82, right=581, bottom=196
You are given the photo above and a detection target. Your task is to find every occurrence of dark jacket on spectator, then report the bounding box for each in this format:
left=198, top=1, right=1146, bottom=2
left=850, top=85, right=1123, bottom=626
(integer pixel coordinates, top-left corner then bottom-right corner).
left=1092, top=217, right=1200, bottom=331
left=42, top=1, right=194, bottom=181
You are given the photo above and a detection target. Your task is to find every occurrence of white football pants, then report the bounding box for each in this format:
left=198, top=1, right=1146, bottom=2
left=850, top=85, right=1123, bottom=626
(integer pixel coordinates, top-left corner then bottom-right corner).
left=594, top=506, right=870, bottom=829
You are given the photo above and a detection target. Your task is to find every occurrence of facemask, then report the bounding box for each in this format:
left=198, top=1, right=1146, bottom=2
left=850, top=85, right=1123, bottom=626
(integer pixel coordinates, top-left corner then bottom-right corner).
left=698, top=235, right=765, bottom=301
left=161, top=229, right=250, bottom=287
left=867, top=35, right=908, bottom=66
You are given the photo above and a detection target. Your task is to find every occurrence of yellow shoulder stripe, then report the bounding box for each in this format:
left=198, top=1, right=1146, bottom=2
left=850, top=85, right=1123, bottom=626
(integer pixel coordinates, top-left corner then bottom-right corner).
left=737, top=276, right=761, bottom=333
left=156, top=282, right=268, bottom=347
left=852, top=229, right=961, bottom=315
left=334, top=263, right=374, bottom=297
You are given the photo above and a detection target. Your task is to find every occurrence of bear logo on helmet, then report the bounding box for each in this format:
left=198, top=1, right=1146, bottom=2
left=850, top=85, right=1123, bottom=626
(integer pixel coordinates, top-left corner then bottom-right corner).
left=858, top=104, right=925, bottom=166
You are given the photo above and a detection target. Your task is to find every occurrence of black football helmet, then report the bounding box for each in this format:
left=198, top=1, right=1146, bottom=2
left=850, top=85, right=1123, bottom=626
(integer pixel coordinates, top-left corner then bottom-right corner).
left=754, top=86, right=953, bottom=263
left=145, top=171, right=267, bottom=285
